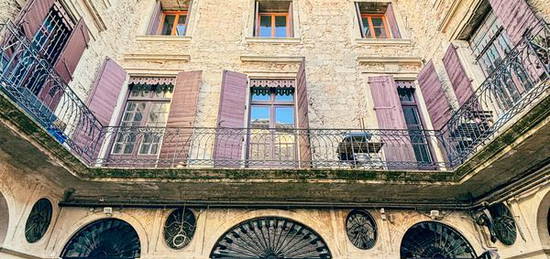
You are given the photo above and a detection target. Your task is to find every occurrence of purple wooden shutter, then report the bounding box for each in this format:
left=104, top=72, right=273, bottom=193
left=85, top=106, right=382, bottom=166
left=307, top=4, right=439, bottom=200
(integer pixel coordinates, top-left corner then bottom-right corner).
left=369, top=76, right=415, bottom=166
left=54, top=19, right=91, bottom=84
left=417, top=61, right=452, bottom=130
left=147, top=1, right=162, bottom=35
left=159, top=71, right=202, bottom=165
left=296, top=60, right=311, bottom=168
left=213, top=70, right=248, bottom=167
left=86, top=58, right=127, bottom=125
left=72, top=58, right=127, bottom=162
left=385, top=3, right=401, bottom=39
left=442, top=44, right=474, bottom=106
left=489, top=0, right=540, bottom=45
left=15, top=0, right=55, bottom=39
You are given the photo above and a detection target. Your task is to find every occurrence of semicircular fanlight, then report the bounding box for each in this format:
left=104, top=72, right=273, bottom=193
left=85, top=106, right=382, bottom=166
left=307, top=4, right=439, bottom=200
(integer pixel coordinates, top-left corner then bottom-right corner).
left=61, top=219, right=141, bottom=259
left=210, top=217, right=332, bottom=259
left=400, top=221, right=477, bottom=259
left=346, top=209, right=377, bottom=250
left=164, top=208, right=196, bottom=249
left=489, top=203, right=517, bottom=246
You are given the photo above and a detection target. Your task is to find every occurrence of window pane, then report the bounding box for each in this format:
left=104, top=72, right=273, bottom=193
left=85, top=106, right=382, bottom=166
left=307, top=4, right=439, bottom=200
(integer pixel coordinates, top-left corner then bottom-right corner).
left=374, top=26, right=387, bottom=38
left=371, top=17, right=384, bottom=27
left=275, top=107, right=294, bottom=127
left=252, top=93, right=271, bottom=101
left=402, top=107, right=421, bottom=129
left=250, top=106, right=270, bottom=128
left=176, top=15, right=187, bottom=36
left=161, top=15, right=176, bottom=35
left=362, top=18, right=372, bottom=37
left=259, top=15, right=272, bottom=37
left=398, top=88, right=415, bottom=102
left=275, top=92, right=294, bottom=102
left=147, top=103, right=170, bottom=127
left=275, top=16, right=287, bottom=37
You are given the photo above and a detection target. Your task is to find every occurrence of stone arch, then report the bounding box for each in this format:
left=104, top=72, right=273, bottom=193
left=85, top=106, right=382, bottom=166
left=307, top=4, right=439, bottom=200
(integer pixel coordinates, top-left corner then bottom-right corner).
left=60, top=218, right=141, bottom=259
left=400, top=221, right=477, bottom=259
left=537, top=190, right=550, bottom=250
left=210, top=216, right=332, bottom=258
left=0, top=191, right=8, bottom=246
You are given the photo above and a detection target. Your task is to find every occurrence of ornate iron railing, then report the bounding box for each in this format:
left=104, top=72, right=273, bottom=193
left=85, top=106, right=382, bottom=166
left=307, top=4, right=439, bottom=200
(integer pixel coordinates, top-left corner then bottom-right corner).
left=0, top=19, right=548, bottom=170
left=440, top=22, right=550, bottom=166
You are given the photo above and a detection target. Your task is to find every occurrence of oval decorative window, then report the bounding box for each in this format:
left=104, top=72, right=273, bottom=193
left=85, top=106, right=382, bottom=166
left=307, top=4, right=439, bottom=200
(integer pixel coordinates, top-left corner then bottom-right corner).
left=164, top=208, right=196, bottom=249
left=489, top=203, right=517, bottom=245
left=25, top=198, right=53, bottom=243
left=346, top=209, right=377, bottom=249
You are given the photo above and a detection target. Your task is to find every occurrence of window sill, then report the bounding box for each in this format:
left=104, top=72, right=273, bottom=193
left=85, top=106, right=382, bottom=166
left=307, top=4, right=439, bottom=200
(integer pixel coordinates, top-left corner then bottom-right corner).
left=355, top=38, right=412, bottom=46
left=245, top=37, right=301, bottom=44
left=136, top=35, right=192, bottom=42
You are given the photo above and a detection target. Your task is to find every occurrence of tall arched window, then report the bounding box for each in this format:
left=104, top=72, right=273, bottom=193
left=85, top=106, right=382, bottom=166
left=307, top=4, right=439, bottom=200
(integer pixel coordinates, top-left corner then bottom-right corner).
left=400, top=221, right=477, bottom=259
left=61, top=219, right=141, bottom=259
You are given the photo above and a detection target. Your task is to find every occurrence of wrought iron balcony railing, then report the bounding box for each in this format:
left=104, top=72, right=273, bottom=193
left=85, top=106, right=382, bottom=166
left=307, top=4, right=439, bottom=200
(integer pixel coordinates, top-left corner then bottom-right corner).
left=0, top=20, right=548, bottom=171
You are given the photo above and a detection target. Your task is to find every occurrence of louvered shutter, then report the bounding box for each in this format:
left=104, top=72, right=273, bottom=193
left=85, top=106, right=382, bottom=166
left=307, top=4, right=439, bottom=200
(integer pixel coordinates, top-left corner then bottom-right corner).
left=213, top=70, right=248, bottom=167
left=54, top=19, right=91, bottom=84
left=147, top=1, right=162, bottom=35
left=296, top=60, right=311, bottom=168
left=15, top=0, right=55, bottom=39
left=369, top=76, right=416, bottom=167
left=443, top=44, right=474, bottom=106
left=417, top=61, right=452, bottom=130
left=159, top=71, right=202, bottom=166
left=386, top=3, right=401, bottom=39
left=489, top=0, right=540, bottom=45
left=72, top=58, right=127, bottom=163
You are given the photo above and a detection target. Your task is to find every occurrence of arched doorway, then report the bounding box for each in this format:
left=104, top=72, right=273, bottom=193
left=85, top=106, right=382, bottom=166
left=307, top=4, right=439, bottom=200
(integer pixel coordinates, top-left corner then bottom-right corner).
left=61, top=218, right=141, bottom=259
left=210, top=216, right=332, bottom=259
left=0, top=192, right=8, bottom=246
left=400, top=221, right=477, bottom=259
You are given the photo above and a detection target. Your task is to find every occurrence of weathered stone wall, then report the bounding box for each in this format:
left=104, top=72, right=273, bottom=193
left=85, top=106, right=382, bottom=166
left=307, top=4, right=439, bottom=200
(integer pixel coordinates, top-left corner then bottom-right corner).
left=0, top=161, right=548, bottom=258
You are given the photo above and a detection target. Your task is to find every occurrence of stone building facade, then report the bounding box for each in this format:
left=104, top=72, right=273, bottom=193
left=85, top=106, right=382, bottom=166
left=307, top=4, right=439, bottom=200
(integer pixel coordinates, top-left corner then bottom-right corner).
left=0, top=0, right=548, bottom=258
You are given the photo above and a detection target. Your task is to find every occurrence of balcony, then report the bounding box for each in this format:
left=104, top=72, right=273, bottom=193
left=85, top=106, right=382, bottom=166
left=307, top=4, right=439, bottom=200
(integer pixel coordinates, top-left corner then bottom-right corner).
left=0, top=21, right=549, bottom=174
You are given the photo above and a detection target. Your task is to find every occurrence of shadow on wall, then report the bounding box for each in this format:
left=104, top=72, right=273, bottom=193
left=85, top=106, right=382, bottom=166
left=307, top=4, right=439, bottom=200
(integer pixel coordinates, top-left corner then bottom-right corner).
left=0, top=192, right=8, bottom=246
left=537, top=190, right=550, bottom=250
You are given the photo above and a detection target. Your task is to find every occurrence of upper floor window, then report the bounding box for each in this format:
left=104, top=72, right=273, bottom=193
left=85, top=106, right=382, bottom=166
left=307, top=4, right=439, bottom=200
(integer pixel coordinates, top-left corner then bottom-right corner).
left=160, top=11, right=188, bottom=36
left=255, top=1, right=293, bottom=38
left=147, top=0, right=191, bottom=36
left=112, top=78, right=174, bottom=156
left=469, top=11, right=513, bottom=76
left=355, top=2, right=401, bottom=39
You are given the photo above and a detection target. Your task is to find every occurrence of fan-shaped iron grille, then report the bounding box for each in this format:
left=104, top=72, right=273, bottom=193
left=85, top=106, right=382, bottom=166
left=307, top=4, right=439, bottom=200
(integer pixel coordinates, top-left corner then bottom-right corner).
left=210, top=217, right=332, bottom=259
left=61, top=219, right=141, bottom=259
left=164, top=208, right=196, bottom=249
left=400, top=222, right=477, bottom=259
left=489, top=203, right=517, bottom=245
left=25, top=198, right=52, bottom=243
left=346, top=210, right=377, bottom=250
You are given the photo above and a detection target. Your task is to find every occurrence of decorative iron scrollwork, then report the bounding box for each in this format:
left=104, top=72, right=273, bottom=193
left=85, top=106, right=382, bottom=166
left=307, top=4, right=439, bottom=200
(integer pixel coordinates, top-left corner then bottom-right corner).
left=346, top=210, right=377, bottom=250
left=475, top=203, right=517, bottom=246
left=400, top=221, right=477, bottom=259
left=25, top=198, right=52, bottom=243
left=210, top=217, right=332, bottom=258
left=489, top=203, right=517, bottom=245
left=164, top=208, right=196, bottom=249
left=61, top=219, right=141, bottom=258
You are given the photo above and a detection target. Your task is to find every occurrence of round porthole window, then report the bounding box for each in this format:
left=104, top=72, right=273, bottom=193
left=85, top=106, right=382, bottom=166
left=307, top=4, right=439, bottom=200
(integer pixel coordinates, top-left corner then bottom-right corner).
left=346, top=209, right=377, bottom=250
left=25, top=198, right=53, bottom=243
left=164, top=208, right=196, bottom=249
